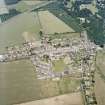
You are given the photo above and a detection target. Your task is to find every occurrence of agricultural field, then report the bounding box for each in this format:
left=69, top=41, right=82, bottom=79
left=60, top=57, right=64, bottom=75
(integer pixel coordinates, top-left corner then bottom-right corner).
left=0, top=12, right=40, bottom=53
left=95, top=73, right=105, bottom=105
left=96, top=50, right=105, bottom=80
left=0, top=59, right=81, bottom=105
left=16, top=92, right=83, bottom=105
left=38, top=10, right=75, bottom=34
left=95, top=50, right=105, bottom=105
left=14, top=0, right=45, bottom=12
left=43, top=2, right=82, bottom=32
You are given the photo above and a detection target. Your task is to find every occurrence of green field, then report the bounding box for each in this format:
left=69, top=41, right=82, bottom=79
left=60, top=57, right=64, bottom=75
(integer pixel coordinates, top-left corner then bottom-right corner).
left=15, top=1, right=29, bottom=12
left=0, top=59, right=80, bottom=105
left=0, top=12, right=40, bottom=53
left=94, top=50, right=105, bottom=105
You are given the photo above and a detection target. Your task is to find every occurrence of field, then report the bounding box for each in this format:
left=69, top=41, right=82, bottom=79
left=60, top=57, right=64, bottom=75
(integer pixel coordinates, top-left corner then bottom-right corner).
left=38, top=10, right=75, bottom=34
left=94, top=50, right=105, bottom=105
left=15, top=0, right=44, bottom=12
left=96, top=50, right=105, bottom=80
left=0, top=59, right=81, bottom=105
left=16, top=92, right=83, bottom=105
left=95, top=73, right=105, bottom=105
left=43, top=2, right=82, bottom=32
left=0, top=12, right=40, bottom=53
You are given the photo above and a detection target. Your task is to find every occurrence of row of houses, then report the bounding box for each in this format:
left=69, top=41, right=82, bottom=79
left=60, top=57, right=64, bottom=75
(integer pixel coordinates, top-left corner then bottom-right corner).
left=81, top=47, right=97, bottom=105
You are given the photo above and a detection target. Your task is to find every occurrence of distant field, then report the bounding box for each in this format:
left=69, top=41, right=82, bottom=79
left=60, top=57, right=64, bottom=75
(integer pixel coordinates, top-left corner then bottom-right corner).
left=16, top=92, right=83, bottom=105
left=96, top=50, right=105, bottom=80
left=0, top=12, right=40, bottom=53
left=95, top=73, right=105, bottom=105
left=95, top=50, right=105, bottom=105
left=0, top=60, right=80, bottom=105
left=38, top=10, right=75, bottom=34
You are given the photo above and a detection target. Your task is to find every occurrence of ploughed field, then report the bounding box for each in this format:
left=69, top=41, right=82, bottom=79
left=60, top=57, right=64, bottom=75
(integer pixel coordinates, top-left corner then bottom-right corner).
left=95, top=50, right=105, bottom=105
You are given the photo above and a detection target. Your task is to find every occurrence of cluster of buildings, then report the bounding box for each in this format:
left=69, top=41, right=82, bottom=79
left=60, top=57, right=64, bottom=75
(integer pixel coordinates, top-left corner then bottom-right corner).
left=81, top=53, right=97, bottom=105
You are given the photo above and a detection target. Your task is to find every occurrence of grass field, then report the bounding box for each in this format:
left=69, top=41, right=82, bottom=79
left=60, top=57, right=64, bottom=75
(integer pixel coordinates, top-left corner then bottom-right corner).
left=15, top=1, right=29, bottom=12
left=96, top=50, right=105, bottom=80
left=16, top=92, right=83, bottom=105
left=0, top=12, right=40, bottom=53
left=38, top=10, right=75, bottom=34
left=95, top=50, right=105, bottom=105
left=95, top=73, right=105, bottom=105
left=0, top=59, right=81, bottom=105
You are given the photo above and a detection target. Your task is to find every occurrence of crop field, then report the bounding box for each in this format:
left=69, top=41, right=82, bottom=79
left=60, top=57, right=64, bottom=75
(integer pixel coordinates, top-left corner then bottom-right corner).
left=0, top=12, right=40, bottom=53
left=0, top=59, right=81, bottom=105
left=38, top=10, right=75, bottom=34
left=96, top=50, right=105, bottom=80
left=95, top=73, right=105, bottom=105
left=15, top=0, right=45, bottom=12
left=95, top=50, right=105, bottom=105
left=16, top=92, right=83, bottom=105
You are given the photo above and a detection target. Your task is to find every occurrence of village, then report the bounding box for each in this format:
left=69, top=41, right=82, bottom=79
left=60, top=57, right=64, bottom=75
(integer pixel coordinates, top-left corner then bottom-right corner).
left=0, top=0, right=105, bottom=105
left=0, top=30, right=98, bottom=105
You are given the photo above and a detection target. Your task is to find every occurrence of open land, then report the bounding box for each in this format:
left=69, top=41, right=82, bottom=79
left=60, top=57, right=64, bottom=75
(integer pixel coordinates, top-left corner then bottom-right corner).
left=0, top=12, right=40, bottom=53
left=38, top=10, right=75, bottom=34
left=0, top=59, right=81, bottom=105
left=15, top=92, right=83, bottom=105
left=95, top=73, right=105, bottom=105
left=95, top=50, right=105, bottom=105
